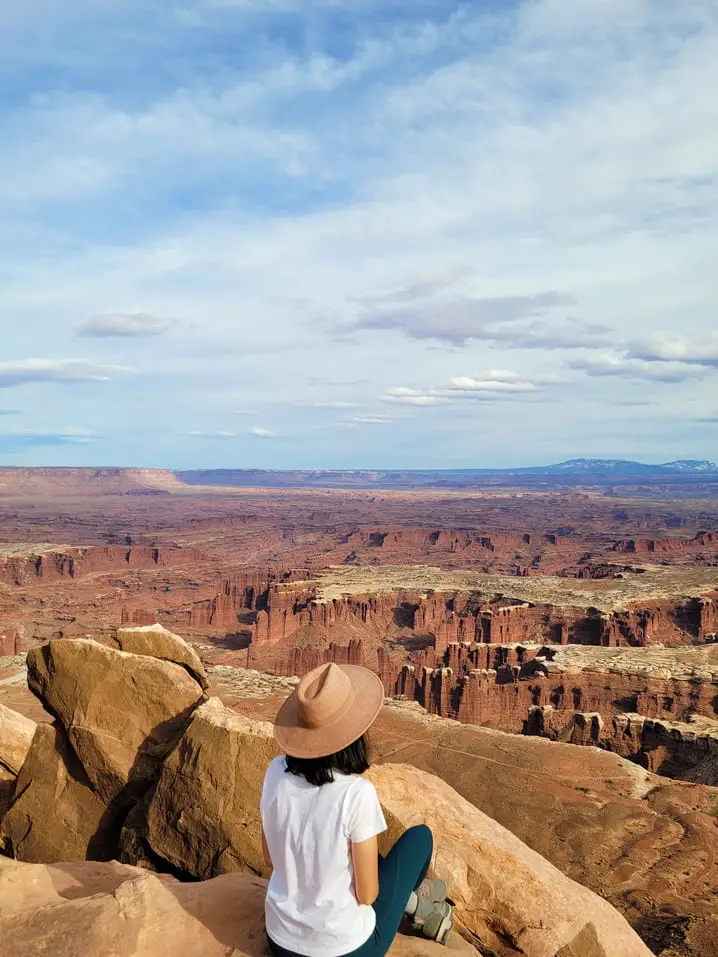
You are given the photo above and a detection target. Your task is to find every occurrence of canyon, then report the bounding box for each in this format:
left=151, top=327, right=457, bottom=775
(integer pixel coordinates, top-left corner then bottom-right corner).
left=1, top=468, right=718, bottom=955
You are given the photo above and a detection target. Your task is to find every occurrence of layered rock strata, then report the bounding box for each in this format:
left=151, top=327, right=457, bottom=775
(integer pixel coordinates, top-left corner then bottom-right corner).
left=187, top=572, right=718, bottom=650
left=0, top=545, right=203, bottom=584
left=529, top=707, right=718, bottom=780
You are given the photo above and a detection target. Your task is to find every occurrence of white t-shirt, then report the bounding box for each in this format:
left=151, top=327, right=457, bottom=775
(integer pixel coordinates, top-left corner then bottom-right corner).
left=260, top=756, right=387, bottom=957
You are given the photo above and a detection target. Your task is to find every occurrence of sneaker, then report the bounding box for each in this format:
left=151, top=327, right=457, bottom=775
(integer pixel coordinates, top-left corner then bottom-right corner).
left=417, top=877, right=448, bottom=902
left=412, top=898, right=453, bottom=945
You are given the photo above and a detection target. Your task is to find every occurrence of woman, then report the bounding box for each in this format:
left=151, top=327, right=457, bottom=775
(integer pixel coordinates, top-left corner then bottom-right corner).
left=261, top=661, right=453, bottom=957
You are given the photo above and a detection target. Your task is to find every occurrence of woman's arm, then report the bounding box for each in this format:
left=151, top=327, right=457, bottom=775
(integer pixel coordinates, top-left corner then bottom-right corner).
left=262, top=827, right=273, bottom=869
left=351, top=835, right=379, bottom=905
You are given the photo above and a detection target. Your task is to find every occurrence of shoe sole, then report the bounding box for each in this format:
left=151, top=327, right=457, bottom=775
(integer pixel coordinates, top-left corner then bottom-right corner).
left=435, top=914, right=453, bottom=945
left=416, top=905, right=453, bottom=945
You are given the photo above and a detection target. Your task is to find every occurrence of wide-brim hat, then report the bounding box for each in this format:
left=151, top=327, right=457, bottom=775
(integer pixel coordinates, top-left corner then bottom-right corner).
left=274, top=662, right=384, bottom=759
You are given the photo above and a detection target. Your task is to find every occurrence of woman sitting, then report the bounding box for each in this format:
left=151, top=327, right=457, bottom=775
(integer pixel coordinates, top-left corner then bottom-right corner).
left=261, top=661, right=453, bottom=957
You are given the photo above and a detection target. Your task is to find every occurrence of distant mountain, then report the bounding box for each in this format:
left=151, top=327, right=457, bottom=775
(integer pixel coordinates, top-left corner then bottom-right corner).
left=523, top=459, right=718, bottom=475
left=177, top=459, right=718, bottom=490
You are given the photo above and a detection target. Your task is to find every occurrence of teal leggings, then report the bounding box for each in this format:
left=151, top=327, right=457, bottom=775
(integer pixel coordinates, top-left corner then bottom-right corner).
left=267, top=825, right=433, bottom=957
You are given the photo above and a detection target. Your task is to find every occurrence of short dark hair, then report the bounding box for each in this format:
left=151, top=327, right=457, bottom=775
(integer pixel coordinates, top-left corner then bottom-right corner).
left=285, top=734, right=370, bottom=786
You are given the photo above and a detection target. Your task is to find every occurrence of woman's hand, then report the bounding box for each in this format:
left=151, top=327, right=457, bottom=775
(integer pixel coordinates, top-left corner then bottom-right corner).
left=351, top=835, right=379, bottom=905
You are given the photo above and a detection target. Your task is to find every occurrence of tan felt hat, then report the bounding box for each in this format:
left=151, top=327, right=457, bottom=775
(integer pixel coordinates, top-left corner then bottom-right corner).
left=274, top=662, right=384, bottom=759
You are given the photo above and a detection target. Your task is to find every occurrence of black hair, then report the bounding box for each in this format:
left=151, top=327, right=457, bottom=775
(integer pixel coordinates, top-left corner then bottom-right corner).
left=285, top=734, right=371, bottom=786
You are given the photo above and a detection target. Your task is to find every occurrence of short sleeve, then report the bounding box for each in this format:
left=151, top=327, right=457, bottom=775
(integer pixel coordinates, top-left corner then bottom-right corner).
left=345, top=778, right=387, bottom=844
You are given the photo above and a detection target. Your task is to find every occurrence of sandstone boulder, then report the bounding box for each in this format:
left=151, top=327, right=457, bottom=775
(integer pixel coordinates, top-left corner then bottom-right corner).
left=113, top=624, right=209, bottom=691
left=2, top=638, right=207, bottom=862
left=0, top=768, right=13, bottom=826
left=0, top=702, right=36, bottom=775
left=0, top=703, right=35, bottom=823
left=367, top=763, right=652, bottom=957
left=124, top=698, right=279, bottom=878
left=0, top=856, right=479, bottom=957
left=27, top=638, right=206, bottom=805
left=1, top=723, right=114, bottom=862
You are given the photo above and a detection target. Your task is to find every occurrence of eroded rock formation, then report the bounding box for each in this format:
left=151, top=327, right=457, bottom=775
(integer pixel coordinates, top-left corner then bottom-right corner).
left=0, top=545, right=204, bottom=585
left=189, top=572, right=718, bottom=652
left=529, top=707, right=718, bottom=780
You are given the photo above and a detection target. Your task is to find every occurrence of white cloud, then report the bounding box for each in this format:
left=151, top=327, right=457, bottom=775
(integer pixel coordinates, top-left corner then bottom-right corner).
left=381, top=387, right=451, bottom=407
left=446, top=374, right=538, bottom=394
left=569, top=354, right=707, bottom=382
left=250, top=426, right=276, bottom=437
left=350, top=414, right=391, bottom=424
left=350, top=293, right=596, bottom=347
left=0, top=359, right=128, bottom=388
left=628, top=333, right=718, bottom=367
left=0, top=427, right=93, bottom=448
left=187, top=430, right=237, bottom=438
left=382, top=370, right=543, bottom=406
left=301, top=400, right=363, bottom=409
left=77, top=312, right=175, bottom=337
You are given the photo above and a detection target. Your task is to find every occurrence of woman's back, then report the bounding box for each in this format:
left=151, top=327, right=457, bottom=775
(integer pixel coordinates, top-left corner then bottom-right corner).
left=261, top=756, right=386, bottom=957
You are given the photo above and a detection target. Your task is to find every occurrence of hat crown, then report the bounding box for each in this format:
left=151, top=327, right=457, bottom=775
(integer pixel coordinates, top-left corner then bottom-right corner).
left=297, top=662, right=355, bottom=730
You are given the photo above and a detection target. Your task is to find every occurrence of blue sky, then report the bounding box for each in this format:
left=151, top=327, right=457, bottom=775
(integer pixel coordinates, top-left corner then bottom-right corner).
left=1, top=0, right=717, bottom=469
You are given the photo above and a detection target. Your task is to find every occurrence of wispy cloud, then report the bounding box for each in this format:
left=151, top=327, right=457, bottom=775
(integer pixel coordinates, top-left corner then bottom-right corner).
left=350, top=292, right=593, bottom=347
left=569, top=354, right=707, bottom=382
left=0, top=427, right=93, bottom=449
left=0, top=359, right=128, bottom=388
left=446, top=372, right=538, bottom=394
left=628, top=333, right=718, bottom=368
left=250, top=426, right=276, bottom=438
left=382, top=370, right=543, bottom=406
left=350, top=414, right=391, bottom=424
left=300, top=400, right=364, bottom=409
left=187, top=430, right=237, bottom=438
left=77, top=313, right=175, bottom=338
left=381, top=388, right=451, bottom=407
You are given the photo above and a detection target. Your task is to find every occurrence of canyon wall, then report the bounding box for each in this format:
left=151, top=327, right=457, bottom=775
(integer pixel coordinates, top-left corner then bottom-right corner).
left=0, top=546, right=204, bottom=585
left=528, top=707, right=718, bottom=780
left=186, top=573, right=718, bottom=650
left=269, top=634, right=718, bottom=781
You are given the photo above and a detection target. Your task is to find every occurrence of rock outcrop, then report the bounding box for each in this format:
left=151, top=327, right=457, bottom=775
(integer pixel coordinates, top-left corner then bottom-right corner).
left=1, top=722, right=114, bottom=862
left=0, top=702, right=35, bottom=777
left=123, top=699, right=279, bottom=879
left=368, top=764, right=651, bottom=957
left=113, top=623, right=209, bottom=691
left=0, top=704, right=35, bottom=823
left=0, top=858, right=479, bottom=957
left=1, top=633, right=206, bottom=861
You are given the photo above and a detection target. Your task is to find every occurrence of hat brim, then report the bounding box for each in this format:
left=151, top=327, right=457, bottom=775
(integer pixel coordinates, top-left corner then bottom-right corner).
left=274, top=665, right=385, bottom=759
